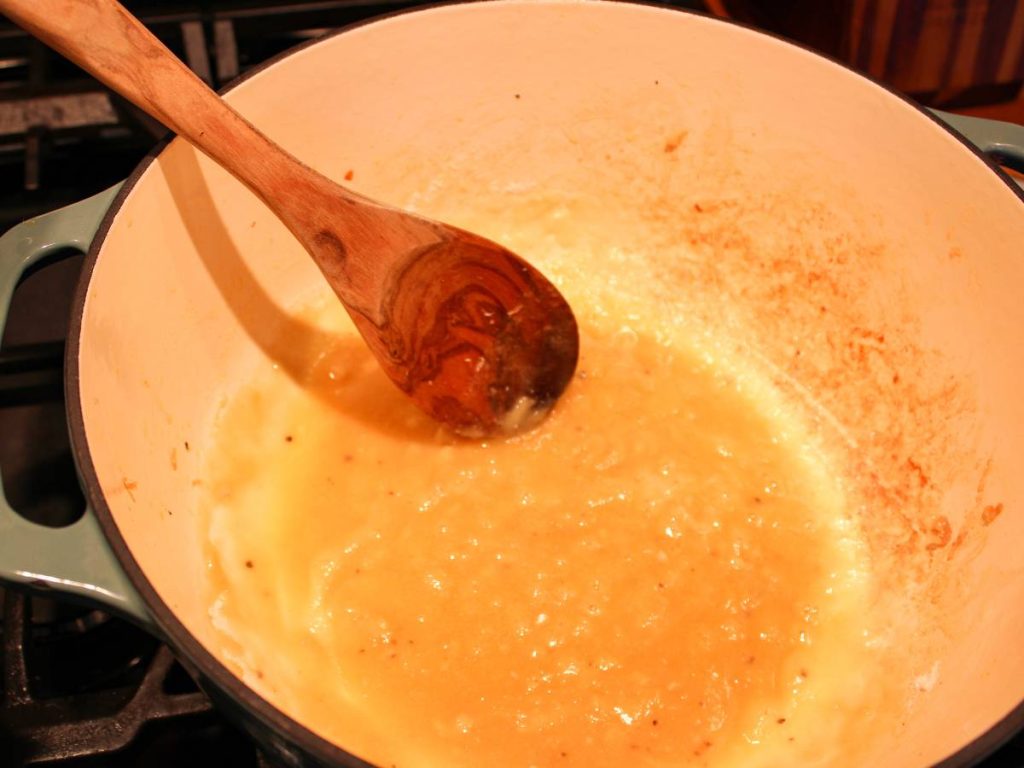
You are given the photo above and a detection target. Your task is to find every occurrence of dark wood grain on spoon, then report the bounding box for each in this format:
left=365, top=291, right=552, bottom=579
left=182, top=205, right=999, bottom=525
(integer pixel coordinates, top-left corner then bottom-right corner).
left=0, top=0, right=578, bottom=436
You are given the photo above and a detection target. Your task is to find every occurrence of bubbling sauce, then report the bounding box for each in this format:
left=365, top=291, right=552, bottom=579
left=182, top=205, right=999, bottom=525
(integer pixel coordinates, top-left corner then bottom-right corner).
left=203, top=282, right=876, bottom=767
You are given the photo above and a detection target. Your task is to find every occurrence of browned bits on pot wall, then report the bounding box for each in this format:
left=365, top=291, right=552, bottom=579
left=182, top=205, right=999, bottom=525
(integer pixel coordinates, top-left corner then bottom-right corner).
left=924, top=516, right=952, bottom=551
left=663, top=131, right=687, bottom=154
left=640, top=171, right=994, bottom=587
left=906, top=458, right=928, bottom=488
left=981, top=503, right=1004, bottom=526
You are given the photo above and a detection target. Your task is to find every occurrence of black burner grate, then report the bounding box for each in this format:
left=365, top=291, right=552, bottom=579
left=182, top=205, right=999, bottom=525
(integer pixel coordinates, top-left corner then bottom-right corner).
left=0, top=590, right=260, bottom=766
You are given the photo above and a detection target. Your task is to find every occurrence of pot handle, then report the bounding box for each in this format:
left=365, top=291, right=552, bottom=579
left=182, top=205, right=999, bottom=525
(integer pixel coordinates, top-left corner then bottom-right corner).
left=931, top=109, right=1024, bottom=174
left=0, top=185, right=153, bottom=629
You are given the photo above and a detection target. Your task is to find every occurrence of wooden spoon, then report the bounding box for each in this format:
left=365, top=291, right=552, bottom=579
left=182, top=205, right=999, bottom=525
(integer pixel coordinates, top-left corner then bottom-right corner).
left=2, top=0, right=579, bottom=436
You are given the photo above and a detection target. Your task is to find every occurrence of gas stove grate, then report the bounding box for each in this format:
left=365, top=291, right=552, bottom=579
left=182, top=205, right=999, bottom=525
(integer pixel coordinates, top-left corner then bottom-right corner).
left=0, top=589, right=262, bottom=766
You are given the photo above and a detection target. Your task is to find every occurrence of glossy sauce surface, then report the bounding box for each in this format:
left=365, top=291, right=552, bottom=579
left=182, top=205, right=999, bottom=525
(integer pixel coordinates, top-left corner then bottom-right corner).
left=203, top=279, right=874, bottom=766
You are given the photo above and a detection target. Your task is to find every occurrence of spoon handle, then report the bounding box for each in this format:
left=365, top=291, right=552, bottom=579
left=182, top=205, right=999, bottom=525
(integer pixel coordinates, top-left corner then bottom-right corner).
left=0, top=0, right=410, bottom=310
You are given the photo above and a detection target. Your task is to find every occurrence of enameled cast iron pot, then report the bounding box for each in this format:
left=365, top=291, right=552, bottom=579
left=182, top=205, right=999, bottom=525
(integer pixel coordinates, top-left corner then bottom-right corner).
left=1, top=2, right=1023, bottom=766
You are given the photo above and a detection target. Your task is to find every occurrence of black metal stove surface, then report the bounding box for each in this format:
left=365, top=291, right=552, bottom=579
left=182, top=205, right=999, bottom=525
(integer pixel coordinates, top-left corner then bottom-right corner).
left=0, top=2, right=1021, bottom=767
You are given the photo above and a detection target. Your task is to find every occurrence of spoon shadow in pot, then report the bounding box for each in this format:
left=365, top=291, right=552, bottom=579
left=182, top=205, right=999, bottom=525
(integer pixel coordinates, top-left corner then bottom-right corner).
left=161, top=146, right=452, bottom=445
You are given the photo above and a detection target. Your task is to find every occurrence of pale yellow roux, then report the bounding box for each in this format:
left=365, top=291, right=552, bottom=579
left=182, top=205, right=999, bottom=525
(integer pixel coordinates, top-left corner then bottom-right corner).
left=201, top=203, right=885, bottom=768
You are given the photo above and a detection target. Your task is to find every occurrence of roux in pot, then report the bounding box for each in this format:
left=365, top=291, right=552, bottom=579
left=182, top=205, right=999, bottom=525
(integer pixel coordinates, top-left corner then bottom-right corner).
left=202, top=279, right=878, bottom=766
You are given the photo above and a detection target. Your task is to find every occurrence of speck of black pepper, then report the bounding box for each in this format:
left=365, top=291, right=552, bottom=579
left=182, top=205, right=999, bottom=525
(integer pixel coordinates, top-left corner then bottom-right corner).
left=389, top=652, right=398, bottom=659
left=359, top=648, right=366, bottom=654
left=652, top=719, right=659, bottom=726
left=560, top=752, right=568, bottom=758
left=655, top=80, right=660, bottom=85
left=515, top=93, right=521, bottom=99
left=256, top=670, right=264, bottom=679
left=747, top=655, right=756, bottom=664
left=184, top=441, right=190, bottom=451
left=777, top=717, right=787, bottom=724
left=754, top=496, right=763, bottom=503
left=800, top=668, right=809, bottom=678
left=167, top=509, right=173, bottom=516
left=285, top=435, right=294, bottom=443
left=788, top=737, right=795, bottom=742
left=245, top=560, right=254, bottom=569
left=657, top=582, right=665, bottom=589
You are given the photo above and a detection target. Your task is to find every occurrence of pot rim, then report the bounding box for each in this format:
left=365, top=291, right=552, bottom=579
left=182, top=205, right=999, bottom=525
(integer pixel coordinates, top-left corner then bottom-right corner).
left=64, top=2, right=1024, bottom=766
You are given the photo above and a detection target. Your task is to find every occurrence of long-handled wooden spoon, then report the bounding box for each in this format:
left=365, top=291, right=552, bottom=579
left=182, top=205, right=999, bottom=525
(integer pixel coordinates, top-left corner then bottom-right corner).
left=1, top=0, right=579, bottom=436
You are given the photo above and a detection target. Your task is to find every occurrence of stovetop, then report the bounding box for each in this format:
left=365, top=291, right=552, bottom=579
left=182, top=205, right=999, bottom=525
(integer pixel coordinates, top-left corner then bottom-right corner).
left=0, top=2, right=1021, bottom=766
